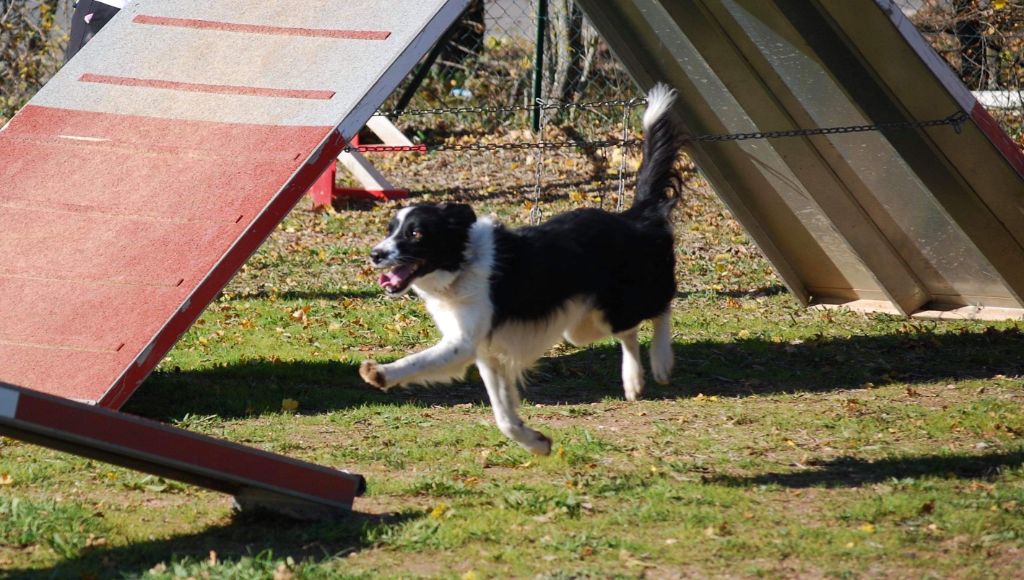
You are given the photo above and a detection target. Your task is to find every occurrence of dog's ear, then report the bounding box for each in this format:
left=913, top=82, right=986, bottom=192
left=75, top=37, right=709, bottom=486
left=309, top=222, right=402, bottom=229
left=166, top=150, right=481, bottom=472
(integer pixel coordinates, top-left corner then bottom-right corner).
left=440, top=203, right=477, bottom=229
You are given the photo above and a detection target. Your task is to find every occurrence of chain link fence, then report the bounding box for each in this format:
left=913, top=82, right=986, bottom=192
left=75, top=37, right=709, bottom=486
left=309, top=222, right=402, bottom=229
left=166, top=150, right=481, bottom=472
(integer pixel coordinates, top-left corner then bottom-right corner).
left=382, top=0, right=1023, bottom=145
left=907, top=0, right=1023, bottom=144
left=0, top=0, right=68, bottom=121
left=380, top=0, right=638, bottom=136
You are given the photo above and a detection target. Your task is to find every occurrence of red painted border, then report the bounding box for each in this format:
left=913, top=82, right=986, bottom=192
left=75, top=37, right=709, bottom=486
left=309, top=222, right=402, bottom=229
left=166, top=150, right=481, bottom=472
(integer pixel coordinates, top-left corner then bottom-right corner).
left=133, top=14, right=391, bottom=40
left=79, top=73, right=335, bottom=100
left=6, top=385, right=362, bottom=506
left=970, top=101, right=1024, bottom=181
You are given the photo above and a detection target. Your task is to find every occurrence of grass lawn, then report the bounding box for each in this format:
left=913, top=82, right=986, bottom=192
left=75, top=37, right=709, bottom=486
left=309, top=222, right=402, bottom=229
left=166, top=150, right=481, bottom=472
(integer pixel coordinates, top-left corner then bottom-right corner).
left=2, top=150, right=1023, bottom=579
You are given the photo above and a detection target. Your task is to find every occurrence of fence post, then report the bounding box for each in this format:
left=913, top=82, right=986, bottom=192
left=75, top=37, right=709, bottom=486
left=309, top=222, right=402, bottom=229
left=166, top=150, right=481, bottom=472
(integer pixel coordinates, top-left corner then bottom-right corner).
left=532, top=0, right=548, bottom=133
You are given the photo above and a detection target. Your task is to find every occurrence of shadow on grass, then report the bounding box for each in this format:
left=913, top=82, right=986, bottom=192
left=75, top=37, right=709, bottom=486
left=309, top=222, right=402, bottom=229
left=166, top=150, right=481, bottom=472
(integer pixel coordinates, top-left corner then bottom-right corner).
left=708, top=450, right=1024, bottom=488
left=677, top=285, right=788, bottom=300
left=127, top=326, right=1024, bottom=422
left=233, top=287, right=380, bottom=301
left=5, top=510, right=419, bottom=579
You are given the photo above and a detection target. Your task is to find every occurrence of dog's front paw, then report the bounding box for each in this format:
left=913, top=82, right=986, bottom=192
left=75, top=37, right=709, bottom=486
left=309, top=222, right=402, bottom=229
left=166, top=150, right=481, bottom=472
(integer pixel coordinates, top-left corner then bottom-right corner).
left=360, top=360, right=389, bottom=390
left=529, top=432, right=554, bottom=456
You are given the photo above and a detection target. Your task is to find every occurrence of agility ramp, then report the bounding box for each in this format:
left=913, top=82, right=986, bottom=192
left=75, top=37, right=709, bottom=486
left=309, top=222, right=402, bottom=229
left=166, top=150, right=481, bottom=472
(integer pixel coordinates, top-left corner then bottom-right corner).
left=578, top=0, right=1024, bottom=320
left=0, top=0, right=468, bottom=406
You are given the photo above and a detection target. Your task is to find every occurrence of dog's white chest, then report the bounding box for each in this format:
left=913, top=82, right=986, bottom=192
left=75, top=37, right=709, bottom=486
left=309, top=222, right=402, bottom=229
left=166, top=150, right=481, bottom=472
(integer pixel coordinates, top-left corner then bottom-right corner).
left=423, top=297, right=470, bottom=338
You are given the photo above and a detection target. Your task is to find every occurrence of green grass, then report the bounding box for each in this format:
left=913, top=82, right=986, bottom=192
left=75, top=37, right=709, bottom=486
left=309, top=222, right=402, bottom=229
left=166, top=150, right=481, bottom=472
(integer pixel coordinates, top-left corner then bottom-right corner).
left=2, top=169, right=1023, bottom=578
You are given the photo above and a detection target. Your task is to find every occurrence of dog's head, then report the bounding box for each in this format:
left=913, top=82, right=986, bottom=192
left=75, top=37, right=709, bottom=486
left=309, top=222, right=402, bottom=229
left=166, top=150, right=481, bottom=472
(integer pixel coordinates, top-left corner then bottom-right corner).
left=369, top=203, right=478, bottom=295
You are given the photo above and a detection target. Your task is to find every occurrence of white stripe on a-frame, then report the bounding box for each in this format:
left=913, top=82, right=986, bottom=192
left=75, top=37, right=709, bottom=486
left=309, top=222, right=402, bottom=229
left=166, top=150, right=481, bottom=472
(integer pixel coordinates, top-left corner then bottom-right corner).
left=0, top=386, right=19, bottom=419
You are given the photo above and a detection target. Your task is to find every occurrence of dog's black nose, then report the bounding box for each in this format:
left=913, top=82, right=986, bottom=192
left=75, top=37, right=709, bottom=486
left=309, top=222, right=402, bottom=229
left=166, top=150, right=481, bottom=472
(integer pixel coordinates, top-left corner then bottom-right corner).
left=370, top=248, right=389, bottom=265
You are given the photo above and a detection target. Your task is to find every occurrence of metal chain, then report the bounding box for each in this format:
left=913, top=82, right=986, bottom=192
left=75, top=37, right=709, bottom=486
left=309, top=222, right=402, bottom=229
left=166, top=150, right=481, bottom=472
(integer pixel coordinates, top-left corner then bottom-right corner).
left=346, top=138, right=642, bottom=153
left=374, top=97, right=647, bottom=119
left=692, top=111, right=970, bottom=143
left=530, top=99, right=547, bottom=225
left=616, top=103, right=631, bottom=212
left=436, top=137, right=645, bottom=152
left=343, top=111, right=969, bottom=154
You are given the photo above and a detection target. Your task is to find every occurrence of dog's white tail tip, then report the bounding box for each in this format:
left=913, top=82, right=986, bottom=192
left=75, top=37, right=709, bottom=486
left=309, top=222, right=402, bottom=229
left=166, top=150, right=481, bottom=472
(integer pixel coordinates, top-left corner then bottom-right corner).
left=642, top=83, right=677, bottom=132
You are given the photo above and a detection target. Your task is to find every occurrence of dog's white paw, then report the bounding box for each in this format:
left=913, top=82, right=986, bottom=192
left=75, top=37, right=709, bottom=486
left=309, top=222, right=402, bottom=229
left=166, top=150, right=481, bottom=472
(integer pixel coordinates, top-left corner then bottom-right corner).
left=623, top=374, right=644, bottom=401
left=651, top=360, right=672, bottom=386
left=360, top=359, right=389, bottom=390
left=651, top=347, right=674, bottom=386
left=528, top=432, right=553, bottom=456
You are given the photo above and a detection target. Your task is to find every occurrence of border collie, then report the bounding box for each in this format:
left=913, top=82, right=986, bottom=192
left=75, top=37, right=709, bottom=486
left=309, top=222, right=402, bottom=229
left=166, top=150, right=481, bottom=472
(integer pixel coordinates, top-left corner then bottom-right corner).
left=360, top=84, right=685, bottom=455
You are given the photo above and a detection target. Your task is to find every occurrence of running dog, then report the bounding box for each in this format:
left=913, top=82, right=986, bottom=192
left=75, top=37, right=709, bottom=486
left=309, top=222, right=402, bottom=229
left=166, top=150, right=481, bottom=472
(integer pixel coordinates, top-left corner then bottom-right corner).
left=360, top=84, right=685, bottom=455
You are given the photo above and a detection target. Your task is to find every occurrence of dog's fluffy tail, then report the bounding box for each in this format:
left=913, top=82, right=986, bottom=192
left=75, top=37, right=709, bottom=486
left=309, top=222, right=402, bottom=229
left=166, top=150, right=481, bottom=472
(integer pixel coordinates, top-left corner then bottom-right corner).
left=631, top=83, right=686, bottom=216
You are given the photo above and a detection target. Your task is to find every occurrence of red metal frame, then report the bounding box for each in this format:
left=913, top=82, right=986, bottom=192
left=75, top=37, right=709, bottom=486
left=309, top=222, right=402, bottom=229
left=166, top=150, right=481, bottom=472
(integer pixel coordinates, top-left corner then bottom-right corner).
left=311, top=133, right=410, bottom=207
left=0, top=381, right=364, bottom=517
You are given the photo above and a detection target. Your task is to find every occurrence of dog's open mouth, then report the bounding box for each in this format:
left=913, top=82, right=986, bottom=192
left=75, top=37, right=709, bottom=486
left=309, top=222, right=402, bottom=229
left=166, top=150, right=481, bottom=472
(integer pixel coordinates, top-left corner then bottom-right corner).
left=378, top=262, right=422, bottom=294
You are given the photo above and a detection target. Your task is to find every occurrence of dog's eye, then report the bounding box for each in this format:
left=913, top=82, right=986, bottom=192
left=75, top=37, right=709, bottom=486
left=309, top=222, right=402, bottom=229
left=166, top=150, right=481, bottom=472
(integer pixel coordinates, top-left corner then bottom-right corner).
left=410, top=229, right=424, bottom=240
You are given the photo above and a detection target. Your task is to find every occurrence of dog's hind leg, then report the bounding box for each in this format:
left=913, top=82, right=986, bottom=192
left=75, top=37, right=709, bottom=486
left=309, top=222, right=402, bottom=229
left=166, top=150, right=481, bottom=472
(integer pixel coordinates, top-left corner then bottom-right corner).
left=650, top=309, right=674, bottom=385
left=477, top=356, right=552, bottom=455
left=616, top=327, right=645, bottom=401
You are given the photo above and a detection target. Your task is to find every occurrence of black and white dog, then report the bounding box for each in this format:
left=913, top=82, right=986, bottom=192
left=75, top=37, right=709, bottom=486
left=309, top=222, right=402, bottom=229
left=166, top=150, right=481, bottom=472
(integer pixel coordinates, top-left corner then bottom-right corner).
left=360, top=84, right=685, bottom=455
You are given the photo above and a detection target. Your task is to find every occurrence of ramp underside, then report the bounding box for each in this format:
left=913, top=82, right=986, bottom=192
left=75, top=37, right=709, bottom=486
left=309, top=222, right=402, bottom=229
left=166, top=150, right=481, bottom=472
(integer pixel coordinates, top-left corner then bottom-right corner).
left=0, top=0, right=468, bottom=405
left=578, top=0, right=1024, bottom=320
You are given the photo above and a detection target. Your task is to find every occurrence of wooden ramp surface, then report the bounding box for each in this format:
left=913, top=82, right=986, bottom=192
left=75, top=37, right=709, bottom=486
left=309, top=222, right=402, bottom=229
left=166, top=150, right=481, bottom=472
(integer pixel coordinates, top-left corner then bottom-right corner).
left=0, top=0, right=468, bottom=406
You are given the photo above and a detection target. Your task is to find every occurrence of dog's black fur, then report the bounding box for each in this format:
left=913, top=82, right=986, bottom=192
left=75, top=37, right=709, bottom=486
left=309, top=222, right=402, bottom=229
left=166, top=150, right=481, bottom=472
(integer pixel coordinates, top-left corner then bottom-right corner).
left=490, top=208, right=676, bottom=332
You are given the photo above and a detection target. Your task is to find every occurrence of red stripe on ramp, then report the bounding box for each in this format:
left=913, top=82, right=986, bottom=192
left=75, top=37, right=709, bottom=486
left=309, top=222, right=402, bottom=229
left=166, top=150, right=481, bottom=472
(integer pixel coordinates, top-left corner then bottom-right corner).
left=79, top=73, right=335, bottom=100
left=970, top=101, right=1024, bottom=180
left=133, top=14, right=391, bottom=40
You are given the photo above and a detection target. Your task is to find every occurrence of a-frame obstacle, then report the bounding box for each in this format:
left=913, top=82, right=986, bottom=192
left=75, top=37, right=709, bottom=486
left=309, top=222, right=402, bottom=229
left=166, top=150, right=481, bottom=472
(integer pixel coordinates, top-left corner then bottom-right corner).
left=579, top=0, right=1024, bottom=320
left=0, top=0, right=469, bottom=515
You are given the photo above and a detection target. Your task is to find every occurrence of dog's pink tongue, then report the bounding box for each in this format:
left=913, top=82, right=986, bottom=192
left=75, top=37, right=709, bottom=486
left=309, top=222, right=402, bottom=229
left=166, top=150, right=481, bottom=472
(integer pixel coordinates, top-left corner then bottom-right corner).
left=378, top=263, right=417, bottom=290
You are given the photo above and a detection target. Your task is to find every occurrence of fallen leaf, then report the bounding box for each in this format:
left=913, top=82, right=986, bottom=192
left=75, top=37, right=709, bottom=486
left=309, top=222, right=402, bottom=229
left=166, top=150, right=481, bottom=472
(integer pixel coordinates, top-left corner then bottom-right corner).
left=290, top=306, right=311, bottom=324
left=430, top=503, right=448, bottom=519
